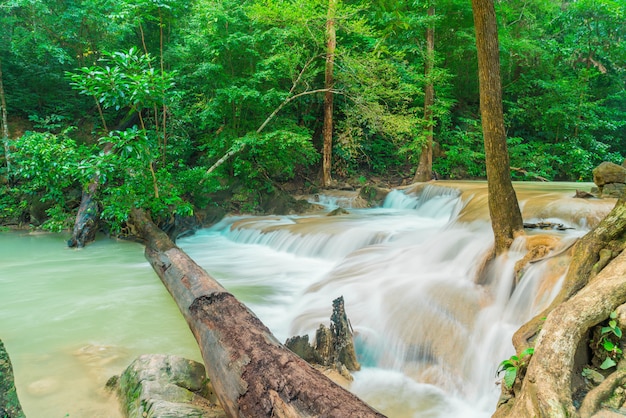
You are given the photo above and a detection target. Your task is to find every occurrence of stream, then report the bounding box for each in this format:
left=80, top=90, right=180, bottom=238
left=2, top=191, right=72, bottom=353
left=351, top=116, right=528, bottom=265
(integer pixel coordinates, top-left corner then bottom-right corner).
left=0, top=181, right=615, bottom=417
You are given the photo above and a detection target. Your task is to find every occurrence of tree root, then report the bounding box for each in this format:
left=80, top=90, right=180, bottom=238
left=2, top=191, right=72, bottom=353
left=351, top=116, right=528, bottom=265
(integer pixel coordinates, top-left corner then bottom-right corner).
left=497, top=249, right=626, bottom=417
left=513, top=196, right=626, bottom=354
left=579, top=370, right=626, bottom=418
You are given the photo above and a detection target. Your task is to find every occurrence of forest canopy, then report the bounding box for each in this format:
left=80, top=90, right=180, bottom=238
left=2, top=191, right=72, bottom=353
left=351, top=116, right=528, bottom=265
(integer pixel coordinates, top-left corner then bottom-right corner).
left=0, top=0, right=625, bottom=232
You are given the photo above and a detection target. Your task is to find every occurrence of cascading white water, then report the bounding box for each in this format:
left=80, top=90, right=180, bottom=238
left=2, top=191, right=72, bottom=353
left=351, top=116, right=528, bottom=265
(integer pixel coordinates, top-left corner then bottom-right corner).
left=0, top=181, right=613, bottom=417
left=179, top=182, right=612, bottom=417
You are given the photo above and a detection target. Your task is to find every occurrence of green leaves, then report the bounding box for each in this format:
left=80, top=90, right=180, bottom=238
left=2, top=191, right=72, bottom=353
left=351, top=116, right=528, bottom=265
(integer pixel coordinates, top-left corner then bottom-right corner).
left=601, top=311, right=623, bottom=338
left=596, top=311, right=623, bottom=370
left=497, top=347, right=535, bottom=389
left=67, top=47, right=175, bottom=114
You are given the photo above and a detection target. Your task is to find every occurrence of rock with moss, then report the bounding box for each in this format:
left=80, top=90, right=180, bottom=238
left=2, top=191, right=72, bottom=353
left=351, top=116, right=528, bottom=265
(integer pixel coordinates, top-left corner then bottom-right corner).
left=111, top=354, right=225, bottom=418
left=593, top=162, right=626, bottom=197
left=0, top=339, right=25, bottom=418
left=358, top=185, right=390, bottom=207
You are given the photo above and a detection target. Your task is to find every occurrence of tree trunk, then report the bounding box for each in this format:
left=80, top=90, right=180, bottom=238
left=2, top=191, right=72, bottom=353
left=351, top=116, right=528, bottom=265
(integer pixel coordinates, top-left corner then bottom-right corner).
left=413, top=5, right=435, bottom=183
left=322, top=0, right=337, bottom=188
left=128, top=208, right=385, bottom=418
left=0, top=57, right=10, bottom=180
left=471, top=0, right=524, bottom=255
left=67, top=142, right=113, bottom=248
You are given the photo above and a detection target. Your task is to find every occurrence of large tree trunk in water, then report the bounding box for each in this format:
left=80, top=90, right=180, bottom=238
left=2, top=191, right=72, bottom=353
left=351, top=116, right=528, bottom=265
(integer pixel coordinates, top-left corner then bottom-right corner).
left=322, top=0, right=337, bottom=188
left=129, top=208, right=385, bottom=418
left=471, top=0, right=524, bottom=254
left=495, top=195, right=626, bottom=417
left=413, top=5, right=435, bottom=183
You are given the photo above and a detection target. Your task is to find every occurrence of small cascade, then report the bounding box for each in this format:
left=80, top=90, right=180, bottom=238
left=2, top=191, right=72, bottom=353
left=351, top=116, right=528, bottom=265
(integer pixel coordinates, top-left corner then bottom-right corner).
left=4, top=181, right=617, bottom=418
left=209, top=188, right=467, bottom=261
left=383, top=185, right=466, bottom=221
left=177, top=181, right=616, bottom=417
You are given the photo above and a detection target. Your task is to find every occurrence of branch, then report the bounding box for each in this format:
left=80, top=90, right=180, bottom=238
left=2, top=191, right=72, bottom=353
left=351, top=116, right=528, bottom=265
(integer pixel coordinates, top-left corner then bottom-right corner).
left=204, top=88, right=336, bottom=177
left=203, top=55, right=336, bottom=178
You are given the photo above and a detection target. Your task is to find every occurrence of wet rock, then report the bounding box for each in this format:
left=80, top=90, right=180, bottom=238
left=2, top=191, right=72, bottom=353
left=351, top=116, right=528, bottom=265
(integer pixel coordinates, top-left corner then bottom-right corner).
left=112, top=354, right=225, bottom=418
left=327, top=207, right=350, bottom=216
left=285, top=296, right=360, bottom=378
left=601, top=183, right=626, bottom=198
left=593, top=162, right=626, bottom=197
left=0, top=339, right=25, bottom=418
left=358, top=185, right=390, bottom=207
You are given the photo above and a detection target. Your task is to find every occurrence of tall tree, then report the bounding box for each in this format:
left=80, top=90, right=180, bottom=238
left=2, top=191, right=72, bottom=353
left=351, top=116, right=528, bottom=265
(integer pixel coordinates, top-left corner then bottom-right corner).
left=322, top=0, right=338, bottom=187
left=0, top=58, right=9, bottom=179
left=471, top=0, right=524, bottom=254
left=413, top=3, right=435, bottom=182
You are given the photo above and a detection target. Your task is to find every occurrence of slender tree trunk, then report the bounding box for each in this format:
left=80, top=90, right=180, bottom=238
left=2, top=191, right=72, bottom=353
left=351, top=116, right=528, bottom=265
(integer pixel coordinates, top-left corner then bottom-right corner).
left=414, top=5, right=435, bottom=183
left=0, top=57, right=10, bottom=179
left=471, top=0, right=524, bottom=254
left=322, top=0, right=337, bottom=188
left=128, top=208, right=385, bottom=418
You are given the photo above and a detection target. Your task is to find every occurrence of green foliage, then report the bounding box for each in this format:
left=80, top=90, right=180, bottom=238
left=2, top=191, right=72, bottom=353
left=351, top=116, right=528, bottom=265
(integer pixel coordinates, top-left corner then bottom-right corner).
left=433, top=117, right=486, bottom=179
left=67, top=47, right=175, bottom=117
left=6, top=131, right=94, bottom=229
left=598, top=311, right=623, bottom=370
left=497, top=347, right=535, bottom=389
left=2, top=0, right=626, bottom=235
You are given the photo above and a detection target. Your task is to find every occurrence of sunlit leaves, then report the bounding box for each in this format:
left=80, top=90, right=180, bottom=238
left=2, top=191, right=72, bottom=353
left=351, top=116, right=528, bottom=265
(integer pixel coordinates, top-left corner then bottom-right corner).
left=66, top=47, right=175, bottom=114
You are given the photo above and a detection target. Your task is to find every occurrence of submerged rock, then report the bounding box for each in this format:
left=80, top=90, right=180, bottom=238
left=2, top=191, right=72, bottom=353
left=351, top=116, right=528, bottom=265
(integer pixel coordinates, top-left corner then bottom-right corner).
left=111, top=354, right=225, bottom=418
left=0, top=339, right=25, bottom=418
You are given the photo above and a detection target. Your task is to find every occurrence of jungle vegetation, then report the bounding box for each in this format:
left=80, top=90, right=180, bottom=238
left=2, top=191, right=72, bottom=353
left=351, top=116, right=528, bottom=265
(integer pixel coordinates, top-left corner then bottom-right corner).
left=0, top=0, right=625, bottom=233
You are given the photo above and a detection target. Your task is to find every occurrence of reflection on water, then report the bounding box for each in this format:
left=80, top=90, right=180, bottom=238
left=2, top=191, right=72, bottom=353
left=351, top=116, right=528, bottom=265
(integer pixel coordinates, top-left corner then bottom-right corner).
left=0, top=181, right=616, bottom=418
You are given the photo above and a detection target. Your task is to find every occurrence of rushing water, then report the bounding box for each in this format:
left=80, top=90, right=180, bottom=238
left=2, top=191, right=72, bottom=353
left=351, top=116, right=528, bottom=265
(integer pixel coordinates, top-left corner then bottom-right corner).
left=0, top=181, right=615, bottom=417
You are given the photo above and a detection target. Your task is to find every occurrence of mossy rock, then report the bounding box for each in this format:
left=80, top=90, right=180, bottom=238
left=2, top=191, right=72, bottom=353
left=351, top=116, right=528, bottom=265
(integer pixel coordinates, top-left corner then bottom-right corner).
left=113, top=354, right=225, bottom=418
left=0, top=339, right=25, bottom=418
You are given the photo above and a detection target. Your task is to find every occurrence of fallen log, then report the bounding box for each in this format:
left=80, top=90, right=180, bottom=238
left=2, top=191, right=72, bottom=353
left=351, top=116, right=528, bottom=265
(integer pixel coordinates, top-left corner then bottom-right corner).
left=129, top=208, right=385, bottom=418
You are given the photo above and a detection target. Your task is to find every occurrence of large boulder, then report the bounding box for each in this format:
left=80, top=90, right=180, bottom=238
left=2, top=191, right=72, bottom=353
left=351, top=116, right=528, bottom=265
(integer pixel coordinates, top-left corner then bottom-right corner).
left=0, top=339, right=25, bottom=418
left=111, top=354, right=225, bottom=418
left=593, top=162, right=626, bottom=189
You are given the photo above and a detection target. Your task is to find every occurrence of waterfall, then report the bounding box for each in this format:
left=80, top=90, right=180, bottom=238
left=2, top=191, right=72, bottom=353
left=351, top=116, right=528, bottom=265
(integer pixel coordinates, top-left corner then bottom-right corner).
left=178, top=182, right=613, bottom=417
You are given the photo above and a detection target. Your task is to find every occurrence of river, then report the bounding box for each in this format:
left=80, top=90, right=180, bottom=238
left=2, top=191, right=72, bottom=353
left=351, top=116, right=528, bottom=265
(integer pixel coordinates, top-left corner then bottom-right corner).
left=0, top=181, right=615, bottom=417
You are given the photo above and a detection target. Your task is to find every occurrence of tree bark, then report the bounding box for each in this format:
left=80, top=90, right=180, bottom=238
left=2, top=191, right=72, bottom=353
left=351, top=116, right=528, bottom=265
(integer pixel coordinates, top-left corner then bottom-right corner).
left=413, top=4, right=435, bottom=183
left=471, top=0, right=524, bottom=254
left=513, top=195, right=626, bottom=352
left=322, top=0, right=337, bottom=188
left=494, top=195, right=626, bottom=417
left=129, top=208, right=385, bottom=418
left=494, top=249, right=626, bottom=418
left=0, top=57, right=10, bottom=180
